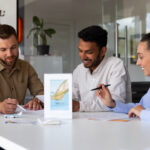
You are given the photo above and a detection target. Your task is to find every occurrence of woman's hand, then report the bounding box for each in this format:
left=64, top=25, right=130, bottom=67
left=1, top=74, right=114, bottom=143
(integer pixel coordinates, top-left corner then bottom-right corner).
left=96, top=84, right=116, bottom=108
left=128, top=105, right=144, bottom=118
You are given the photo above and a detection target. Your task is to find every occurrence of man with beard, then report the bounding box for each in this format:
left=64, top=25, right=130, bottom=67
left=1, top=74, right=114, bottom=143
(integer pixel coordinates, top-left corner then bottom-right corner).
left=72, top=25, right=131, bottom=112
left=0, top=24, right=44, bottom=114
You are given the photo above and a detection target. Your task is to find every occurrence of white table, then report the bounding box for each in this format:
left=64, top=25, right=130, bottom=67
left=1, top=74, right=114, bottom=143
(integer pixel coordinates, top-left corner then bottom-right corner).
left=0, top=111, right=150, bottom=150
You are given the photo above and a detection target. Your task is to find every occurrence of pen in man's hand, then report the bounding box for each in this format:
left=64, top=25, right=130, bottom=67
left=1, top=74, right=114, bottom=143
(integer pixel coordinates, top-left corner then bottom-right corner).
left=8, top=98, right=26, bottom=112
left=17, top=104, right=26, bottom=112
left=91, top=84, right=111, bottom=91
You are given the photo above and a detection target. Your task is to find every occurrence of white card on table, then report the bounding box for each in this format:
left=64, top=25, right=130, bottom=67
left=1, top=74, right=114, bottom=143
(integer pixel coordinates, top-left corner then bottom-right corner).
left=44, top=74, right=72, bottom=119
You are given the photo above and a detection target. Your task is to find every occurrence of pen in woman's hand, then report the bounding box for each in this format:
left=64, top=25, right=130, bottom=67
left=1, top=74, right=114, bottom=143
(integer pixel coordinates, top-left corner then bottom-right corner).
left=91, top=84, right=111, bottom=91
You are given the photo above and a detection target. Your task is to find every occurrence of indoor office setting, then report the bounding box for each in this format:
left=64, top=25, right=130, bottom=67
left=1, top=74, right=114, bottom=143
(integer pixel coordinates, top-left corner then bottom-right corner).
left=1, top=0, right=150, bottom=149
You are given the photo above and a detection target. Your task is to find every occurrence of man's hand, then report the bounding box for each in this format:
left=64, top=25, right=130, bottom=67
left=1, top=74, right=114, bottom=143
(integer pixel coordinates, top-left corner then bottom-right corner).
left=0, top=98, right=18, bottom=114
left=72, top=100, right=80, bottom=112
left=23, top=97, right=43, bottom=110
left=128, top=105, right=144, bottom=118
left=96, top=84, right=116, bottom=108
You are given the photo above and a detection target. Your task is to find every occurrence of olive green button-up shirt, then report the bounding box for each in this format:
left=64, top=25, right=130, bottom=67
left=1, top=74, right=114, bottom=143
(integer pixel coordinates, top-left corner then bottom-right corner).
left=0, top=59, right=44, bottom=104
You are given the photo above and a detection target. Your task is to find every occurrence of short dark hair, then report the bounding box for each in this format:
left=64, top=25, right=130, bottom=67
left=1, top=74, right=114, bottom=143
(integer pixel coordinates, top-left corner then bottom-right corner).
left=78, top=25, right=108, bottom=50
left=0, top=24, right=17, bottom=39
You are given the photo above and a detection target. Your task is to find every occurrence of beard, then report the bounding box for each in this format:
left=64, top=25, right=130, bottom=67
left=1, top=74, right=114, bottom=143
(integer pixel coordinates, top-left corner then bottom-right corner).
left=0, top=55, right=18, bottom=67
left=83, top=52, right=101, bottom=69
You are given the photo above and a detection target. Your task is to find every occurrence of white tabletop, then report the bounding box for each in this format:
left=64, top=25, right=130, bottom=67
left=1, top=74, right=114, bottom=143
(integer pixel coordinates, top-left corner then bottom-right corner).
left=0, top=111, right=150, bottom=150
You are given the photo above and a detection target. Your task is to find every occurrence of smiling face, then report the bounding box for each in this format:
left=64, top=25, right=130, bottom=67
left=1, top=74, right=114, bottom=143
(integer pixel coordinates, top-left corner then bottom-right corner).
left=78, top=39, right=106, bottom=73
left=136, top=41, right=150, bottom=76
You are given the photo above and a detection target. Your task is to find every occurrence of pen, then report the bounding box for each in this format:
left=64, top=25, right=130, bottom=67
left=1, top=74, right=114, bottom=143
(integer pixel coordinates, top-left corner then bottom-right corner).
left=17, top=104, right=26, bottom=112
left=91, top=84, right=111, bottom=91
left=8, top=98, right=26, bottom=112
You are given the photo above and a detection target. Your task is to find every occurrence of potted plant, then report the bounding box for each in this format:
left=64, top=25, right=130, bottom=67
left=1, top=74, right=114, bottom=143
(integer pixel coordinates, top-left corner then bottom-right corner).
left=27, top=16, right=56, bottom=55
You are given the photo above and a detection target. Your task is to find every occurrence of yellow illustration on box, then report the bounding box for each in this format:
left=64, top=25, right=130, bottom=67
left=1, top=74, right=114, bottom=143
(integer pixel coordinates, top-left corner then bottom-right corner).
left=51, top=80, right=69, bottom=100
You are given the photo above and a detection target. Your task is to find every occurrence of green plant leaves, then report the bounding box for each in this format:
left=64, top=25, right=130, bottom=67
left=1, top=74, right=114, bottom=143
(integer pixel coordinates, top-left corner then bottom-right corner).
left=44, top=29, right=56, bottom=38
left=40, top=19, right=44, bottom=29
left=40, top=32, right=47, bottom=45
left=27, top=27, right=40, bottom=38
left=33, top=16, right=41, bottom=26
left=27, top=16, right=56, bottom=48
left=33, top=32, right=38, bottom=48
left=44, top=29, right=56, bottom=37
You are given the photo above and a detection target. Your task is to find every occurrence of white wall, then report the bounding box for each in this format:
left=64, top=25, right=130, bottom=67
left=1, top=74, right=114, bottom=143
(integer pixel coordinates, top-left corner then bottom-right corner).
left=21, top=0, right=150, bottom=81
left=22, top=0, right=102, bottom=73
left=0, top=0, right=17, bottom=29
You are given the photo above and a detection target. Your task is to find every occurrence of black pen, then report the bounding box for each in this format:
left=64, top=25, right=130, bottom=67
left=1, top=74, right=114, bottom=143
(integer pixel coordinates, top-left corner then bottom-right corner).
left=91, top=84, right=111, bottom=91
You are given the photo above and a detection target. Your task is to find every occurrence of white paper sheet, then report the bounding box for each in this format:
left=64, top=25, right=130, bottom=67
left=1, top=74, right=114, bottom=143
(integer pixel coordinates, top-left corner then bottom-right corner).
left=44, top=74, right=72, bottom=119
left=73, top=112, right=134, bottom=121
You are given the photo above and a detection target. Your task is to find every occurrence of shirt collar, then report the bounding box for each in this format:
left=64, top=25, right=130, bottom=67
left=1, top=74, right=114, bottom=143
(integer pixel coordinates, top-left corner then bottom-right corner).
left=93, top=56, right=107, bottom=73
left=14, top=59, right=21, bottom=70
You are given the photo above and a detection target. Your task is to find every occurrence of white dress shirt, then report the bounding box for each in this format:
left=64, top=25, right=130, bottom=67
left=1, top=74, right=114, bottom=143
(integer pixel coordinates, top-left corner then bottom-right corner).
left=72, top=56, right=132, bottom=112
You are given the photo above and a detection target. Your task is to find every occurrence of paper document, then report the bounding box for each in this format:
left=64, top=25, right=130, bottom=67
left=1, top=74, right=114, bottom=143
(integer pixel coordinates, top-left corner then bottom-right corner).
left=44, top=74, right=72, bottom=119
left=78, top=112, right=133, bottom=122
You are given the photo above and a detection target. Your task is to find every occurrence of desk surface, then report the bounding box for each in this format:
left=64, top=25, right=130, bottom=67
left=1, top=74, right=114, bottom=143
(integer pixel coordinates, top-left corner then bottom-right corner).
left=0, top=111, right=150, bottom=150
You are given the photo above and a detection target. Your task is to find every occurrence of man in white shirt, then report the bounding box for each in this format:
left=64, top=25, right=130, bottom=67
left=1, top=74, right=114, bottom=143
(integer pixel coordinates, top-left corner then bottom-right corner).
left=72, top=25, right=131, bottom=112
